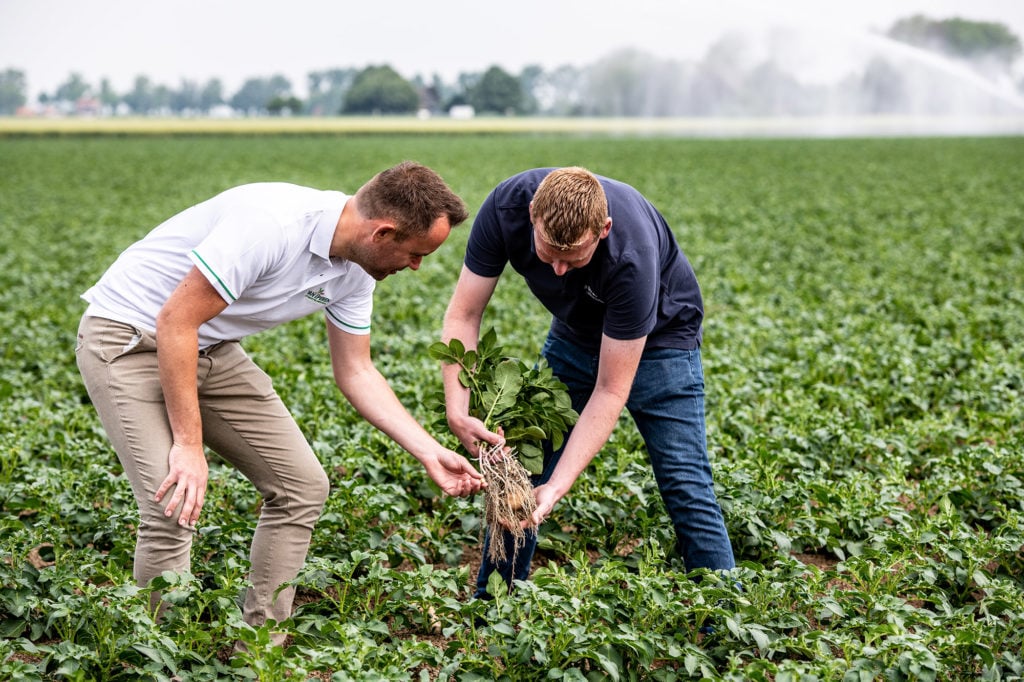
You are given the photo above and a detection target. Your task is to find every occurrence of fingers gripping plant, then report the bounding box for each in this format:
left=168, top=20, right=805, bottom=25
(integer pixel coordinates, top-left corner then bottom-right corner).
left=429, top=329, right=579, bottom=564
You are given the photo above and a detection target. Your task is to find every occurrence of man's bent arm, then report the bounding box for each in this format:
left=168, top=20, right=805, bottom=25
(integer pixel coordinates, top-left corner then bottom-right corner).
left=531, top=334, right=646, bottom=523
left=440, top=265, right=503, bottom=455
left=154, top=267, right=229, bottom=526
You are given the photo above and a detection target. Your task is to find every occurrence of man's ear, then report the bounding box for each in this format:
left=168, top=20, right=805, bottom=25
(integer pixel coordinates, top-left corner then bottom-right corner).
left=599, top=217, right=612, bottom=239
left=370, top=222, right=397, bottom=242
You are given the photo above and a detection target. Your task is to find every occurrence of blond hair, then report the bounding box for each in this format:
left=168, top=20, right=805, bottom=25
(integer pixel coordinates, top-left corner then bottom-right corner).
left=531, top=167, right=607, bottom=250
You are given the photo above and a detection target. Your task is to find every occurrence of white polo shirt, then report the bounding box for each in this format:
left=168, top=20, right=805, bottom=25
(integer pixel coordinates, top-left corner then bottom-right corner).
left=83, top=182, right=375, bottom=349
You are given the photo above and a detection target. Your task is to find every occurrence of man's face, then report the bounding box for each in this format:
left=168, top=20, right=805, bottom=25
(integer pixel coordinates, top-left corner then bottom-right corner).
left=531, top=219, right=610, bottom=277
left=356, top=217, right=452, bottom=281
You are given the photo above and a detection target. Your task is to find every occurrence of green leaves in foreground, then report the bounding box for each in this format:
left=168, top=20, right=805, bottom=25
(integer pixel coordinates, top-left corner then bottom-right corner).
left=3, top=135, right=1023, bottom=680
left=428, top=329, right=579, bottom=474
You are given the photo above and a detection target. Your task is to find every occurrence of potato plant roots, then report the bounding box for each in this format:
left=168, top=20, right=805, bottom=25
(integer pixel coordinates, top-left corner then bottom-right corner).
left=479, top=442, right=538, bottom=565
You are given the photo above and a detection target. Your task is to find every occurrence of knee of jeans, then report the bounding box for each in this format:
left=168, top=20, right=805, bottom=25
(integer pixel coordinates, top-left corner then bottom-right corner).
left=264, top=465, right=330, bottom=515
left=307, top=467, right=330, bottom=508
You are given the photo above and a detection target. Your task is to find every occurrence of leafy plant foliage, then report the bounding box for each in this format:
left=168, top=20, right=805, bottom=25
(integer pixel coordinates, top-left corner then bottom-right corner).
left=1, top=134, right=1022, bottom=679
left=427, top=328, right=579, bottom=474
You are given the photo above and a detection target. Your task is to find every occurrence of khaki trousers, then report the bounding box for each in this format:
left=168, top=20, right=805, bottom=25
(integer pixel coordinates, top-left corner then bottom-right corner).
left=75, top=315, right=329, bottom=639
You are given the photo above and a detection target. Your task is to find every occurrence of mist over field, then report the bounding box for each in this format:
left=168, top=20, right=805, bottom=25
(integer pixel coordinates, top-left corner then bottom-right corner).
left=3, top=9, right=1023, bottom=137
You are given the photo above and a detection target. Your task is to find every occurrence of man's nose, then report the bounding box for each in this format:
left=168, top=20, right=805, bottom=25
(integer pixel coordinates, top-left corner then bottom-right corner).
left=551, top=261, right=570, bottom=276
left=409, top=256, right=423, bottom=270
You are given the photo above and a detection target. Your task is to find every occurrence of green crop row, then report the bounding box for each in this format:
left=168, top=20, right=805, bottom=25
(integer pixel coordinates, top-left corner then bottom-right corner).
left=1, top=134, right=1022, bottom=680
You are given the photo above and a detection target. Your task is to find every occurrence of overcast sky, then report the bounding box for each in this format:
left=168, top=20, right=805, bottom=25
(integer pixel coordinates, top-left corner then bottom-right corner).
left=2, top=0, right=1023, bottom=100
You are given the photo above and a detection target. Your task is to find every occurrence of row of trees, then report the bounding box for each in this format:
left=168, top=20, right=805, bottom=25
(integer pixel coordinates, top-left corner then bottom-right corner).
left=0, top=62, right=526, bottom=118
left=1, top=15, right=1020, bottom=118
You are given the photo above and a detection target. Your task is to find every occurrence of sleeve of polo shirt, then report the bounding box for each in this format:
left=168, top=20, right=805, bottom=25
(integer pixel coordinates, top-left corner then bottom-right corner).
left=188, top=206, right=287, bottom=304
left=324, top=274, right=375, bottom=335
left=602, top=244, right=660, bottom=340
left=464, top=190, right=509, bottom=277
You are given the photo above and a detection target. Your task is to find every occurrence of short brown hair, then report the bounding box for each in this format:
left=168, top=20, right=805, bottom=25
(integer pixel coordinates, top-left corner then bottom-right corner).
left=531, top=167, right=607, bottom=249
left=355, top=161, right=469, bottom=240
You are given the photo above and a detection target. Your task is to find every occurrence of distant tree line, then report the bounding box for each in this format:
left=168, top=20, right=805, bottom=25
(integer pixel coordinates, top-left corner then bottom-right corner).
left=890, top=15, right=1021, bottom=64
left=1, top=15, right=1020, bottom=117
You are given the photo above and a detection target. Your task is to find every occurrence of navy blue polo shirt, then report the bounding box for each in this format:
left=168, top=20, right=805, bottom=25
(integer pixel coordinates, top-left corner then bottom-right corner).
left=465, top=168, right=703, bottom=352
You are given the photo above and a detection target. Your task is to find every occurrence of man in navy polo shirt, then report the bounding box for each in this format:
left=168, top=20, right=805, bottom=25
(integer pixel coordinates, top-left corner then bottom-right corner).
left=440, top=166, right=735, bottom=597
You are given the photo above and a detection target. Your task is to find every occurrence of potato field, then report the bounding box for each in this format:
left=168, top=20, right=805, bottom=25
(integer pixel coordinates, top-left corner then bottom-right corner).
left=1, top=132, right=1022, bottom=681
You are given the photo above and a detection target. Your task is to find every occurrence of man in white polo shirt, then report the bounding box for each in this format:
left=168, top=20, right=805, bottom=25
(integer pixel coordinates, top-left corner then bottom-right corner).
left=76, top=161, right=486, bottom=644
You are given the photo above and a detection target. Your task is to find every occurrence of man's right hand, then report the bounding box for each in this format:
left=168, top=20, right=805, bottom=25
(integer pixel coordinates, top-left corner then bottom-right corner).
left=422, top=448, right=486, bottom=497
left=154, top=442, right=209, bottom=529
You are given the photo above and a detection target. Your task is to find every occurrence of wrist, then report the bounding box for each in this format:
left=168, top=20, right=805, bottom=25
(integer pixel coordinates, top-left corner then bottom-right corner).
left=446, top=411, right=471, bottom=432
left=545, top=471, right=574, bottom=499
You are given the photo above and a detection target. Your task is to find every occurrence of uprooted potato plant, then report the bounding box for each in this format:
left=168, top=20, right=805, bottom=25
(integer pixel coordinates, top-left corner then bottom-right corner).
left=429, top=329, right=579, bottom=564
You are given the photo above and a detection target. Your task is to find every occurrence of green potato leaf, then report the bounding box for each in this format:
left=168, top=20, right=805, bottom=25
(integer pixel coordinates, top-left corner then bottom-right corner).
left=428, top=330, right=578, bottom=471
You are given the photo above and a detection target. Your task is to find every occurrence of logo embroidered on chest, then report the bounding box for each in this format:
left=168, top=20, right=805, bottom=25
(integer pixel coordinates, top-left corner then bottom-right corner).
left=584, top=284, right=604, bottom=303
left=305, top=287, right=330, bottom=305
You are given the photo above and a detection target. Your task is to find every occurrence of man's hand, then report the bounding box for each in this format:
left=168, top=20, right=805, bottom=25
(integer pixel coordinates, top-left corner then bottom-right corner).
left=448, top=415, right=504, bottom=459
left=526, top=482, right=562, bottom=528
left=154, top=442, right=209, bottom=529
left=422, top=449, right=486, bottom=497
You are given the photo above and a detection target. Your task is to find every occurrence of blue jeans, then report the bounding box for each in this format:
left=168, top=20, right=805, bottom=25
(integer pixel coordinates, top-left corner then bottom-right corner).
left=475, top=334, right=735, bottom=597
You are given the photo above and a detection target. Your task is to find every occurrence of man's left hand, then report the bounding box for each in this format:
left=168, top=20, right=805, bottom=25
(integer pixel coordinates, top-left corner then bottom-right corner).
left=526, top=482, right=561, bottom=528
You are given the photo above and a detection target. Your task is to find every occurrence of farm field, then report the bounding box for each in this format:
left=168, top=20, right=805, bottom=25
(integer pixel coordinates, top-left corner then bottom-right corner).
left=1, top=133, right=1022, bottom=680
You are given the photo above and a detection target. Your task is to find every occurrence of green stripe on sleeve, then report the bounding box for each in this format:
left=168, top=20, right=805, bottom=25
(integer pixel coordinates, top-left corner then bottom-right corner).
left=326, top=307, right=371, bottom=331
left=191, top=250, right=237, bottom=301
